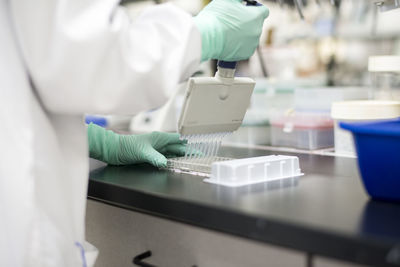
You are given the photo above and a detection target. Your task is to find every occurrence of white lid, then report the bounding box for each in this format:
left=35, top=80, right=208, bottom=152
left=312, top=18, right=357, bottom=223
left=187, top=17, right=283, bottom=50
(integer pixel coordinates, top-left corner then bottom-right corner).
left=368, top=56, right=400, bottom=73
left=331, top=100, right=400, bottom=120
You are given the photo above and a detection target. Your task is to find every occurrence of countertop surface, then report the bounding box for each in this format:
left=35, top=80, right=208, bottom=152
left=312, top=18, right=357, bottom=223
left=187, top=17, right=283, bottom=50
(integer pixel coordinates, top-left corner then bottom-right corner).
left=88, top=146, right=400, bottom=267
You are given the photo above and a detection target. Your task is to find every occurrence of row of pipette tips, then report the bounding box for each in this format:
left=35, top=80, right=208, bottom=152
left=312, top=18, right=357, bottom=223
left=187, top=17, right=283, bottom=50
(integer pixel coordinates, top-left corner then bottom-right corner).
left=166, top=132, right=232, bottom=173
left=180, top=132, right=231, bottom=165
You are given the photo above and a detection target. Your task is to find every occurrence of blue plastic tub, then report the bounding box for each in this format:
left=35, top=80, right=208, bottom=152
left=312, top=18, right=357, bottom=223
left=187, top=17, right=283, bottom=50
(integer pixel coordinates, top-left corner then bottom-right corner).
left=340, top=118, right=400, bottom=202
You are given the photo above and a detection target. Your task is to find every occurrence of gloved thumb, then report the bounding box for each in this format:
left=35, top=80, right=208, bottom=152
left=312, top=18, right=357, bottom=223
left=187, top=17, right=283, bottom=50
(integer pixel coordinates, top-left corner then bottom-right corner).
left=142, top=148, right=168, bottom=168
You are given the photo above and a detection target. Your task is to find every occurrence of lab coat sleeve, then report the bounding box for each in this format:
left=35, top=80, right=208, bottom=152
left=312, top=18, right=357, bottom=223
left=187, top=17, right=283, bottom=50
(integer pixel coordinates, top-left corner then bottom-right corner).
left=10, top=1, right=201, bottom=115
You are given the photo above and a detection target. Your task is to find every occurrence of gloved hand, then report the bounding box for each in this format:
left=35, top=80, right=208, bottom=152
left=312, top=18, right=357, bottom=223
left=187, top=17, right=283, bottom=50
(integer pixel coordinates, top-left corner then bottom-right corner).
left=87, top=123, right=186, bottom=168
left=194, top=0, right=269, bottom=62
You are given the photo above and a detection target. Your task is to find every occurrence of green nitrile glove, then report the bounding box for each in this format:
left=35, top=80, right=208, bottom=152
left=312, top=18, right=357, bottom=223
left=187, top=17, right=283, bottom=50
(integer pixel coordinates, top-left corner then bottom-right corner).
left=194, top=0, right=269, bottom=62
left=87, top=123, right=186, bottom=168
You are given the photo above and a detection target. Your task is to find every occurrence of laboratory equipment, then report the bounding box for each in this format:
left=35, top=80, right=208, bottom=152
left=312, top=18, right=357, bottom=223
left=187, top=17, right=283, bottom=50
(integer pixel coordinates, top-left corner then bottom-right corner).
left=204, top=155, right=303, bottom=187
left=168, top=0, right=268, bottom=175
left=167, top=60, right=255, bottom=174
left=270, top=112, right=334, bottom=150
left=331, top=100, right=400, bottom=156
left=166, top=156, right=233, bottom=176
left=368, top=56, right=400, bottom=100
left=340, top=118, right=400, bottom=202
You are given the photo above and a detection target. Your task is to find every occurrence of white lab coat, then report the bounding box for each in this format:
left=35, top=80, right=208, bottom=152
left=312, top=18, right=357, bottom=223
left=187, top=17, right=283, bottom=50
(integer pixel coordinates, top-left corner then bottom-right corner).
left=0, top=0, right=200, bottom=266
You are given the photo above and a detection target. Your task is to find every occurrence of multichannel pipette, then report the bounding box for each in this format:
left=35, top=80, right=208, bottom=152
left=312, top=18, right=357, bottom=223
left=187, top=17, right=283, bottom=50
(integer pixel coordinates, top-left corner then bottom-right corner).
left=166, top=60, right=255, bottom=175
left=166, top=1, right=265, bottom=175
left=165, top=0, right=304, bottom=185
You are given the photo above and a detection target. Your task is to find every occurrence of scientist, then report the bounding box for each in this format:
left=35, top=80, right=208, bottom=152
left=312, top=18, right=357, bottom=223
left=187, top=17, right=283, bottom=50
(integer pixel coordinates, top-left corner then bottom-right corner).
left=0, top=0, right=268, bottom=266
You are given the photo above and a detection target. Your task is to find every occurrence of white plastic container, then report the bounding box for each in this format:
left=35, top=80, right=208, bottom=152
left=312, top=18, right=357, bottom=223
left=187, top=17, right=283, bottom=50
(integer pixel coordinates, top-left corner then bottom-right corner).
left=368, top=56, right=400, bottom=100
left=270, top=113, right=334, bottom=150
left=204, top=155, right=303, bottom=187
left=331, top=100, right=400, bottom=156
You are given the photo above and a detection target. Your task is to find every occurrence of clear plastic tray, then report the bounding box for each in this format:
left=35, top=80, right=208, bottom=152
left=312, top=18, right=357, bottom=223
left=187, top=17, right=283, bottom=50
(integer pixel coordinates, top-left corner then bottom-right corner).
left=166, top=157, right=233, bottom=176
left=270, top=126, right=334, bottom=150
left=270, top=112, right=334, bottom=150
left=204, top=155, right=303, bottom=187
